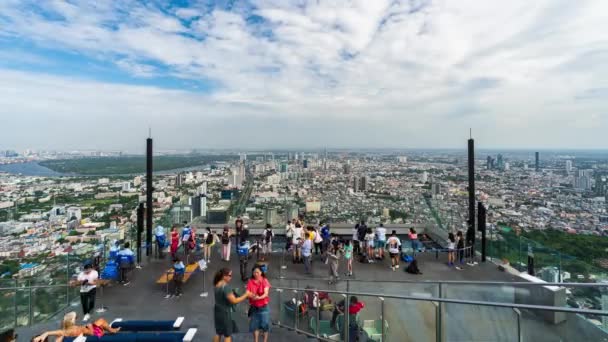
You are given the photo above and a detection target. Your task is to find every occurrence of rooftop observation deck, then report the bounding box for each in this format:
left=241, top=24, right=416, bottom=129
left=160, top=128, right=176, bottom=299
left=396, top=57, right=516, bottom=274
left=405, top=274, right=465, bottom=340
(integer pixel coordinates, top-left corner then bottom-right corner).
left=15, top=236, right=608, bottom=342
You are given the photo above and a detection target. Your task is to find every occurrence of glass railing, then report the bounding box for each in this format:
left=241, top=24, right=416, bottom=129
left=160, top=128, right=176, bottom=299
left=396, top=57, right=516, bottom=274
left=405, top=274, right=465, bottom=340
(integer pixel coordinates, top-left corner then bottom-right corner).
left=0, top=250, right=111, bottom=332
left=271, top=284, right=608, bottom=342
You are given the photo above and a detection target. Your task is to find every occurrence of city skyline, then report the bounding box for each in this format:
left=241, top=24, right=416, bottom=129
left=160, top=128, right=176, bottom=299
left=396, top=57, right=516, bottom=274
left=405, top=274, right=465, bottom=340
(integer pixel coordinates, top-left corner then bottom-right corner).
left=1, top=1, right=607, bottom=150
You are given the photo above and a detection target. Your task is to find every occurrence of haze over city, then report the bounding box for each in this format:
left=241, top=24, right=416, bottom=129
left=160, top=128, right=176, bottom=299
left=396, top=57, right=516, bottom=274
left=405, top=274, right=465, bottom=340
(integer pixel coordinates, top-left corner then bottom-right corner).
left=1, top=0, right=607, bottom=151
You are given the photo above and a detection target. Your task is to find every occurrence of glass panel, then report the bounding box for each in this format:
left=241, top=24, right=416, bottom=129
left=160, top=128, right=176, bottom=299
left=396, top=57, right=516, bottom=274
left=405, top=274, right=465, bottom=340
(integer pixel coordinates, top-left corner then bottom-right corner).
left=444, top=302, right=519, bottom=342
left=385, top=297, right=436, bottom=342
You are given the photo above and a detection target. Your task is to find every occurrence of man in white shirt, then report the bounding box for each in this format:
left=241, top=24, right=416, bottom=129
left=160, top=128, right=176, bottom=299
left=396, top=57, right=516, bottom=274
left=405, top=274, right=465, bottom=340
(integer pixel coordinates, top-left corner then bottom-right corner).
left=375, top=224, right=387, bottom=259
left=292, top=223, right=304, bottom=263
left=302, top=232, right=313, bottom=274
left=386, top=230, right=401, bottom=271
left=74, top=262, right=98, bottom=321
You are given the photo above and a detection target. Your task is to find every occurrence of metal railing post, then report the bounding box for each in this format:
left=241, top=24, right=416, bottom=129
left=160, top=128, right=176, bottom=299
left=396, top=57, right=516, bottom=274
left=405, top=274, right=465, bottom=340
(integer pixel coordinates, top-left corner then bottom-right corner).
left=514, top=308, right=522, bottom=342
left=345, top=293, right=350, bottom=342
left=315, top=291, right=320, bottom=338
left=277, top=289, right=283, bottom=326
left=380, top=297, right=385, bottom=342
left=66, top=254, right=70, bottom=308
left=438, top=283, right=443, bottom=342
left=434, top=301, right=441, bottom=342
left=13, top=279, right=18, bottom=328
left=293, top=290, right=299, bottom=331
left=28, top=280, right=33, bottom=326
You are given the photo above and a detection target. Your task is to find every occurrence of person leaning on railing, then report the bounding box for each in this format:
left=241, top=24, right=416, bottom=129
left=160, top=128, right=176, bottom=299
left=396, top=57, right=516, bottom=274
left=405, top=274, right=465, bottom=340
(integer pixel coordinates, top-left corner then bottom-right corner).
left=32, top=311, right=120, bottom=342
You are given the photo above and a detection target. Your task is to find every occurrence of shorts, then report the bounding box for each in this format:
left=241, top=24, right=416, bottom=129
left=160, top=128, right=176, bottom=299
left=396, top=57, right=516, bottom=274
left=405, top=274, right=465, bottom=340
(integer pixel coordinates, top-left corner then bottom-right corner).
left=375, top=241, right=386, bottom=248
left=389, top=252, right=399, bottom=258
left=249, top=306, right=270, bottom=332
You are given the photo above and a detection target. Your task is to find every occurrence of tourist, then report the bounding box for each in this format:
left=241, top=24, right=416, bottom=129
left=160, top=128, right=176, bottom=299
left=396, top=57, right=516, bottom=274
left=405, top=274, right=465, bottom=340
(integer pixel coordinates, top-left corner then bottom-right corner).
left=285, top=220, right=294, bottom=252
left=235, top=216, right=244, bottom=254
left=32, top=312, right=120, bottom=342
left=237, top=239, right=252, bottom=282
left=213, top=268, right=251, bottom=342
left=409, top=228, right=420, bottom=255
left=356, top=221, right=368, bottom=256
left=302, top=232, right=313, bottom=274
left=170, top=225, right=180, bottom=259
left=346, top=296, right=365, bottom=342
left=247, top=266, right=272, bottom=342
left=72, top=262, right=98, bottom=321
left=292, top=223, right=304, bottom=263
left=343, top=240, right=353, bottom=276
left=386, top=230, right=401, bottom=271
left=352, top=223, right=360, bottom=256
left=262, top=224, right=273, bottom=260
left=313, top=226, right=323, bottom=256
left=364, top=227, right=375, bottom=262
left=181, top=223, right=193, bottom=257
left=456, top=231, right=465, bottom=270
left=166, top=257, right=185, bottom=298
left=203, top=227, right=220, bottom=263
left=447, top=232, right=456, bottom=267
left=117, top=242, right=135, bottom=285
left=327, top=244, right=341, bottom=284
left=375, top=224, right=387, bottom=259
left=155, top=225, right=166, bottom=258
left=221, top=226, right=232, bottom=262
left=320, top=223, right=331, bottom=260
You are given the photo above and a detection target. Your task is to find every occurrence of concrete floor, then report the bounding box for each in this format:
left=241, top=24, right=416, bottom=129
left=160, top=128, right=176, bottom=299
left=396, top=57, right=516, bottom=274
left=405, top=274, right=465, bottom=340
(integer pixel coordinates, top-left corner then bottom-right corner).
left=16, top=246, right=605, bottom=341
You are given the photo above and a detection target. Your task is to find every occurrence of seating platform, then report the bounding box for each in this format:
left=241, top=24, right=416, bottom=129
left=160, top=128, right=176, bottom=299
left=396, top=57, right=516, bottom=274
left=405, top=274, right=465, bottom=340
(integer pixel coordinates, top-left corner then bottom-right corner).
left=155, top=263, right=198, bottom=284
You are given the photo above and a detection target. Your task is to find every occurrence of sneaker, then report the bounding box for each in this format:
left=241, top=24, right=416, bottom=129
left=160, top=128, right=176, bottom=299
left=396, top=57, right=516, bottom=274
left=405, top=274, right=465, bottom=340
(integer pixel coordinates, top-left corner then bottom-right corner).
left=392, top=266, right=396, bottom=272
left=164, top=294, right=173, bottom=299
left=123, top=281, right=130, bottom=286
left=455, top=266, right=463, bottom=271
left=395, top=265, right=399, bottom=269
left=83, top=314, right=90, bottom=322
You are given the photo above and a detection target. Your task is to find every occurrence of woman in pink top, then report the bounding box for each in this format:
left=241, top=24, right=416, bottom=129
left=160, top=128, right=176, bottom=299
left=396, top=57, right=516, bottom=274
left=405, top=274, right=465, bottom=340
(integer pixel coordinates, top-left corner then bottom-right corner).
left=246, top=266, right=271, bottom=342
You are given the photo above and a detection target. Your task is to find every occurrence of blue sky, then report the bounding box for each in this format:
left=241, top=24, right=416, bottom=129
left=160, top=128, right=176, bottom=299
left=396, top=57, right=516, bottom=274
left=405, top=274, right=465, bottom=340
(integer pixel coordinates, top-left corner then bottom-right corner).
left=0, top=0, right=607, bottom=151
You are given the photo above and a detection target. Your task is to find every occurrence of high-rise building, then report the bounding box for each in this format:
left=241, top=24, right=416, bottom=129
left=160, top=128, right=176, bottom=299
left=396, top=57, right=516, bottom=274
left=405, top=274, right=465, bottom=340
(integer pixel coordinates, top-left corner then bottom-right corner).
left=171, top=205, right=192, bottom=224
left=573, top=169, right=593, bottom=190
left=207, top=208, right=228, bottom=224
left=280, top=162, right=288, bottom=173
left=191, top=195, right=207, bottom=219
left=133, top=176, right=142, bottom=187
left=305, top=199, right=321, bottom=213
left=496, top=154, right=504, bottom=170
left=420, top=171, right=429, bottom=183
left=353, top=177, right=360, bottom=192
left=431, top=183, right=441, bottom=196
left=504, top=162, right=510, bottom=171
left=486, top=156, right=494, bottom=170
left=566, top=160, right=573, bottom=173
left=198, top=181, right=207, bottom=195
left=264, top=207, right=279, bottom=225
left=397, top=156, right=408, bottom=164
left=240, top=153, right=247, bottom=162
left=343, top=164, right=352, bottom=174
left=303, top=159, right=309, bottom=169
left=535, top=152, right=540, bottom=172
left=360, top=176, right=369, bottom=192
left=175, top=173, right=183, bottom=187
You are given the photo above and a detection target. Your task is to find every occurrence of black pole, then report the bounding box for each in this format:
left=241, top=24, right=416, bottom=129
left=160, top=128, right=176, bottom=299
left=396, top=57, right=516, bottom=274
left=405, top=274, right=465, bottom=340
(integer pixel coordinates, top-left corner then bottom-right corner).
left=478, top=201, right=486, bottom=262
left=136, top=203, right=143, bottom=264
left=467, top=137, right=476, bottom=253
left=146, top=137, right=153, bottom=256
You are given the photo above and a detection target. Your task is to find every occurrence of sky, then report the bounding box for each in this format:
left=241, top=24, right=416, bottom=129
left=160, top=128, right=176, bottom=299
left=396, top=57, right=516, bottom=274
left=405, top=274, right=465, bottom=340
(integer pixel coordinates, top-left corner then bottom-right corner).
left=0, top=0, right=607, bottom=151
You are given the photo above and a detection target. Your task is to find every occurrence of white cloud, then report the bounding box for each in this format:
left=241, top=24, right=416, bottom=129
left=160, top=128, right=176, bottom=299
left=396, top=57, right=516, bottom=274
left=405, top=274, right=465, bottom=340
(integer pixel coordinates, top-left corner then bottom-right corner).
left=0, top=0, right=607, bottom=149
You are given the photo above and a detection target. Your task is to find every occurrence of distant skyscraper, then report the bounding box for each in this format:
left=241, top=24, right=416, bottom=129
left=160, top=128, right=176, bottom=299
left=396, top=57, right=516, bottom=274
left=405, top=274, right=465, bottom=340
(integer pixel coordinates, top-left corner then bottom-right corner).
left=280, top=162, right=288, bottom=173
left=264, top=207, right=279, bottom=225
left=353, top=177, right=360, bottom=192
left=496, top=154, right=504, bottom=170
left=303, top=159, right=309, bottom=169
left=240, top=153, right=247, bottom=162
left=535, top=152, right=540, bottom=172
left=191, top=194, right=207, bottom=218
left=343, top=164, right=352, bottom=174
left=573, top=169, right=593, bottom=190
left=360, top=176, right=369, bottom=192
left=504, top=162, right=510, bottom=171
left=565, top=160, right=573, bottom=173
left=420, top=171, right=429, bottom=183
left=486, top=156, right=494, bottom=170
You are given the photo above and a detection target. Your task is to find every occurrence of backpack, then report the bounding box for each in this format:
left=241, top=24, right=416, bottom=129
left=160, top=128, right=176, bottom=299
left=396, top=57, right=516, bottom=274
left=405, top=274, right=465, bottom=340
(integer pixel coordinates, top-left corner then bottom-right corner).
left=402, top=254, right=414, bottom=263
left=406, top=259, right=422, bottom=274
left=265, top=229, right=273, bottom=243
left=221, top=232, right=230, bottom=244
left=206, top=233, right=214, bottom=245
left=314, top=231, right=323, bottom=244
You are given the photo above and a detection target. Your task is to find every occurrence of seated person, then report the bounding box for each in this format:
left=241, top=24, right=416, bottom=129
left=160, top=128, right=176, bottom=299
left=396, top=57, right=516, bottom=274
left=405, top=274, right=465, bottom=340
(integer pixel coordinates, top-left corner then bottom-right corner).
left=32, top=311, right=120, bottom=342
left=117, top=242, right=135, bottom=285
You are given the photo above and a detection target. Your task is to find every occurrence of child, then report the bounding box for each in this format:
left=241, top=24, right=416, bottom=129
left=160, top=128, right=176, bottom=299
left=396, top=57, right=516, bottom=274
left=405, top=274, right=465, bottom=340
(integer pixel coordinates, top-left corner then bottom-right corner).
left=343, top=240, right=353, bottom=276
left=166, top=257, right=185, bottom=298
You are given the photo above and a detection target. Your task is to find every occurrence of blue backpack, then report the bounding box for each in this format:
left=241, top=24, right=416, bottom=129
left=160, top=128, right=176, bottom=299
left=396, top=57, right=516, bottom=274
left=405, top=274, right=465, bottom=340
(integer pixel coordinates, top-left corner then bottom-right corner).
left=401, top=254, right=414, bottom=263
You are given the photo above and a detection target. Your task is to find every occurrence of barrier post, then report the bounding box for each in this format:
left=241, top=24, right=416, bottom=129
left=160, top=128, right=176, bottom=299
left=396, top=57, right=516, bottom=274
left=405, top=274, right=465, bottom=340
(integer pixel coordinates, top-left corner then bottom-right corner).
left=434, top=301, right=441, bottom=342
left=380, top=297, right=385, bottom=342
left=315, top=291, right=320, bottom=338
left=96, top=280, right=108, bottom=313
left=293, top=290, right=299, bottom=331
left=277, top=289, right=283, bottom=326
left=200, top=267, right=208, bottom=298
left=514, top=308, right=522, bottom=342
left=345, top=293, right=350, bottom=342
left=28, top=280, right=33, bottom=326
left=13, top=279, right=17, bottom=327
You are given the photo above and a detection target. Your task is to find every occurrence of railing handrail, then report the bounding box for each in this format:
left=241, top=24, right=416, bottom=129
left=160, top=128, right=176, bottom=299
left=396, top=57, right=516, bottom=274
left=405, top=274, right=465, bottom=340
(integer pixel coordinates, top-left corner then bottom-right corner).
left=274, top=286, right=608, bottom=316
left=272, top=276, right=608, bottom=288
left=0, top=284, right=71, bottom=291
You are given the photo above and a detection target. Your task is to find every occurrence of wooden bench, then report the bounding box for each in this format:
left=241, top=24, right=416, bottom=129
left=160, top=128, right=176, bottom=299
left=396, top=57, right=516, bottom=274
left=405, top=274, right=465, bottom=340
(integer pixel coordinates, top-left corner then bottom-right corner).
left=156, top=263, right=199, bottom=284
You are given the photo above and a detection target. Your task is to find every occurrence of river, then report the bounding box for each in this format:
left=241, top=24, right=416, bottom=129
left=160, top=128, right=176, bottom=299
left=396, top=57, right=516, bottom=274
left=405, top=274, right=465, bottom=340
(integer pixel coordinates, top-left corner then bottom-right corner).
left=0, top=162, right=209, bottom=177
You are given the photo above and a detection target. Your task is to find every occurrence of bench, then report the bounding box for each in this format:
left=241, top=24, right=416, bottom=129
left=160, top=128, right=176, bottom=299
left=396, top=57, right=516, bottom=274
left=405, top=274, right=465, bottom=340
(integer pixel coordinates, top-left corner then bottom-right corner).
left=65, top=328, right=197, bottom=342
left=309, top=316, right=334, bottom=337
left=109, top=317, right=184, bottom=331
left=156, top=263, right=198, bottom=284
left=362, top=319, right=388, bottom=341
